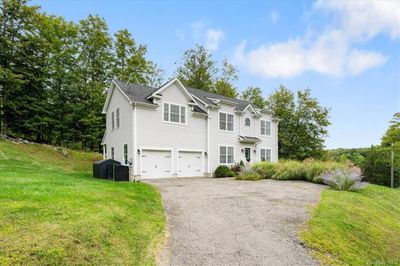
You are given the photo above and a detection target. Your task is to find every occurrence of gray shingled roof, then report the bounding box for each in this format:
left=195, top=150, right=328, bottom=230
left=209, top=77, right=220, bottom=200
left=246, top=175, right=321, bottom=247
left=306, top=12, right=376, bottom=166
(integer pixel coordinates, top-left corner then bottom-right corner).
left=113, top=79, right=256, bottom=114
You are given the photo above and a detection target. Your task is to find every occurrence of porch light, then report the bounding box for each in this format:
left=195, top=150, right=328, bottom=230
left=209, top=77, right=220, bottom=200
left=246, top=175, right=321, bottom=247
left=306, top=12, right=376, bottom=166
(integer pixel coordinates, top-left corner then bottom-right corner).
left=241, top=149, right=244, bottom=153
left=253, top=149, right=257, bottom=153
left=137, top=149, right=141, bottom=155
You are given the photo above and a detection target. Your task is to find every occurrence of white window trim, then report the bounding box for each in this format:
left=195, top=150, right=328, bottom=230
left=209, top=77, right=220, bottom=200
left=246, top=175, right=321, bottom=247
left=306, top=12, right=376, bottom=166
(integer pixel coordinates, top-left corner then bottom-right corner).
left=245, top=117, right=251, bottom=127
left=260, top=119, right=272, bottom=137
left=218, top=144, right=235, bottom=165
left=259, top=147, right=272, bottom=162
left=162, top=101, right=187, bottom=125
left=218, top=111, right=235, bottom=133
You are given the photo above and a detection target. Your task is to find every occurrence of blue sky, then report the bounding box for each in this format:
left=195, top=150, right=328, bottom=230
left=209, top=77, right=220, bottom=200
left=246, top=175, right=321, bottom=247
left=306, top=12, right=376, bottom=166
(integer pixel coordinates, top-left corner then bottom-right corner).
left=32, top=0, right=400, bottom=149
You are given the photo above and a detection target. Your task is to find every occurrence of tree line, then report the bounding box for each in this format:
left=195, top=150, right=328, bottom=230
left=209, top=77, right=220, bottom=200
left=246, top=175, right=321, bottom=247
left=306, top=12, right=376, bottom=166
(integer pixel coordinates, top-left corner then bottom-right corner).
left=1, top=0, right=330, bottom=159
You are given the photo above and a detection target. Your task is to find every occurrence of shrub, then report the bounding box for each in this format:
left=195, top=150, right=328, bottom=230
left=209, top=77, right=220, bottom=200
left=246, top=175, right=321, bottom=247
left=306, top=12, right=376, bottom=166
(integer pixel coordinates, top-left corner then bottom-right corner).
left=252, top=162, right=276, bottom=179
left=303, top=161, right=349, bottom=184
left=236, top=165, right=262, bottom=181
left=272, top=160, right=306, bottom=180
left=321, top=169, right=364, bottom=191
left=230, top=162, right=242, bottom=174
left=214, top=165, right=235, bottom=178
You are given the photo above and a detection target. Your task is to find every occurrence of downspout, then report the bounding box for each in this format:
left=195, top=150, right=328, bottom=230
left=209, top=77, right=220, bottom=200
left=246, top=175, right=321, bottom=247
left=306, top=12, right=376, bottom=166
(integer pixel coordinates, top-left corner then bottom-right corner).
left=132, top=102, right=138, bottom=181
left=207, top=112, right=211, bottom=177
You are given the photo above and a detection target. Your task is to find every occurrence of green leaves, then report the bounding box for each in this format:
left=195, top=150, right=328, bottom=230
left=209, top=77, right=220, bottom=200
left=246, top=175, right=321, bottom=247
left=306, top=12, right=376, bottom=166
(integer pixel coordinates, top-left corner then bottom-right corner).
left=266, top=86, right=330, bottom=160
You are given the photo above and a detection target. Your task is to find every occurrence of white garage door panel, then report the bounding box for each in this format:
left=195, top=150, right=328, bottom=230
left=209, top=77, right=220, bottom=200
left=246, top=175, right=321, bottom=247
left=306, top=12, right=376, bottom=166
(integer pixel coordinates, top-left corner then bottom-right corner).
left=178, top=151, right=202, bottom=177
left=141, top=150, right=172, bottom=179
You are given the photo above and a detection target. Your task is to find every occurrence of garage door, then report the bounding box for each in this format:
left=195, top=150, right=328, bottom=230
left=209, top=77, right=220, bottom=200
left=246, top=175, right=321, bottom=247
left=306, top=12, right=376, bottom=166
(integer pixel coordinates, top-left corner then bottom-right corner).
left=141, top=150, right=172, bottom=179
left=178, top=151, right=202, bottom=177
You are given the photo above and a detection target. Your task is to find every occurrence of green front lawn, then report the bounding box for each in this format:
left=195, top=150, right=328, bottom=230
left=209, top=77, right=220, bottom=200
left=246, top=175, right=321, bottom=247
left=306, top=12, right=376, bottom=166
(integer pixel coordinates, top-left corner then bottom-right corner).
left=301, top=185, right=400, bottom=265
left=0, top=140, right=165, bottom=265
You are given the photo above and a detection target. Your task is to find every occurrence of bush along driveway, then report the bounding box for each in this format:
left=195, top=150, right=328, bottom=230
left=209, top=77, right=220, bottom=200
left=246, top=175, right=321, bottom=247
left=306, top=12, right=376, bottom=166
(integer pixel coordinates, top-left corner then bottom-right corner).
left=145, top=178, right=324, bottom=266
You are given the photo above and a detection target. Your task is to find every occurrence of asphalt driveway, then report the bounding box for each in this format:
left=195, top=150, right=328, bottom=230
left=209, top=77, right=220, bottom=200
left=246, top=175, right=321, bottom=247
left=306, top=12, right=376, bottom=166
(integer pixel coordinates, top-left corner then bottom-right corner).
left=145, top=178, right=324, bottom=266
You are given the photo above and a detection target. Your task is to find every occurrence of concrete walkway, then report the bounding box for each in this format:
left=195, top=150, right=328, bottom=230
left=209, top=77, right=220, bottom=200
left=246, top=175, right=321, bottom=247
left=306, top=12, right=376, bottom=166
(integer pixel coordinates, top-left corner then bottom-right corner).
left=145, top=178, right=324, bottom=266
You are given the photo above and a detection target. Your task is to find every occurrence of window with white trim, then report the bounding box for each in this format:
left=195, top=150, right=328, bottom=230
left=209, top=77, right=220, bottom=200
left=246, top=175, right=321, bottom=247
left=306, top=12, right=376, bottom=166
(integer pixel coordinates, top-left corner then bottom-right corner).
left=260, top=148, right=271, bottom=162
left=123, top=144, right=128, bottom=164
left=111, top=111, right=115, bottom=130
left=219, top=112, right=234, bottom=131
left=245, top=118, right=251, bottom=127
left=163, top=103, right=186, bottom=124
left=116, top=108, right=120, bottom=128
left=219, top=146, right=234, bottom=164
left=260, top=120, right=271, bottom=136
left=111, top=147, right=114, bottom=160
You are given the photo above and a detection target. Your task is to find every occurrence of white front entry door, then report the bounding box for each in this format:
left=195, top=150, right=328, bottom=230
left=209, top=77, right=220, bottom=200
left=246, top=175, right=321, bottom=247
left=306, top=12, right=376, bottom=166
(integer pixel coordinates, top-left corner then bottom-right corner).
left=141, top=149, right=172, bottom=179
left=178, top=151, right=202, bottom=177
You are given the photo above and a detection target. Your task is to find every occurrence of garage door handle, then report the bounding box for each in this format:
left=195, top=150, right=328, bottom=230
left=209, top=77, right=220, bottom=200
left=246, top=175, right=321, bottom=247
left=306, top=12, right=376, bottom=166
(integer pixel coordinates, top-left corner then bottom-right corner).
left=165, top=170, right=170, bottom=172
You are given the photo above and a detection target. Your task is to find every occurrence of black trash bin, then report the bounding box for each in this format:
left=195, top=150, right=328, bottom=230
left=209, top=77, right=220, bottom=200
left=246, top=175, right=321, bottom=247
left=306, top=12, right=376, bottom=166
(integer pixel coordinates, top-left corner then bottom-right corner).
left=93, top=159, right=121, bottom=179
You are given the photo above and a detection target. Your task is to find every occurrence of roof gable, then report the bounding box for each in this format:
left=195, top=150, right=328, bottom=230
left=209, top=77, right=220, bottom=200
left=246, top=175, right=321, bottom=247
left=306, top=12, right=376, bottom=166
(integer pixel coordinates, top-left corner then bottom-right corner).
left=102, top=81, right=133, bottom=114
left=146, top=78, right=198, bottom=105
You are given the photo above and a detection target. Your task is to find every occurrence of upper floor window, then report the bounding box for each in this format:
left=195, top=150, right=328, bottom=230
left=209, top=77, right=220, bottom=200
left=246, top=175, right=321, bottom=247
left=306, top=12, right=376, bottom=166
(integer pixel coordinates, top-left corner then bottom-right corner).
left=111, top=108, right=120, bottom=130
left=116, top=108, right=120, bottom=128
left=245, top=118, right=251, bottom=127
left=260, top=148, right=271, bottom=162
left=260, top=120, right=271, bottom=136
left=219, top=112, right=234, bottom=131
left=111, top=111, right=115, bottom=130
left=163, top=102, right=186, bottom=124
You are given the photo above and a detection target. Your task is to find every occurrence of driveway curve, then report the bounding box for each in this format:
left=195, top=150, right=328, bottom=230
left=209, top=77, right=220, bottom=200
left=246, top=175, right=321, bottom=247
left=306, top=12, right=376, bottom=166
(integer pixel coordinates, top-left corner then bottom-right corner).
left=145, top=178, right=324, bottom=266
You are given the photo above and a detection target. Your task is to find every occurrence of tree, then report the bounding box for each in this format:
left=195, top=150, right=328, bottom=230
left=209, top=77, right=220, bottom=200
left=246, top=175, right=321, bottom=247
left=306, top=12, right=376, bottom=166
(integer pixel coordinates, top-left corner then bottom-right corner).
left=381, top=112, right=400, bottom=147
left=76, top=15, right=113, bottom=150
left=241, top=87, right=265, bottom=109
left=213, top=59, right=238, bottom=98
left=112, top=29, right=163, bottom=86
left=175, top=45, right=217, bottom=91
left=266, top=86, right=330, bottom=160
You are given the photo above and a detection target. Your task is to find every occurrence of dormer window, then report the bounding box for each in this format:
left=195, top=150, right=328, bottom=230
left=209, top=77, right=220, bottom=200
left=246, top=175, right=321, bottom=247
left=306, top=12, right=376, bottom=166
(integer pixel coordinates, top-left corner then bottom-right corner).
left=163, top=102, right=186, bottom=124
left=245, top=118, right=251, bottom=127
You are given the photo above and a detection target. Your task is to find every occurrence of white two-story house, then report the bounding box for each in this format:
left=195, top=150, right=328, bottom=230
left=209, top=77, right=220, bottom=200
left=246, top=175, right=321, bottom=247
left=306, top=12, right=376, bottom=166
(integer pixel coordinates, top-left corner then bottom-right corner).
left=101, top=78, right=278, bottom=180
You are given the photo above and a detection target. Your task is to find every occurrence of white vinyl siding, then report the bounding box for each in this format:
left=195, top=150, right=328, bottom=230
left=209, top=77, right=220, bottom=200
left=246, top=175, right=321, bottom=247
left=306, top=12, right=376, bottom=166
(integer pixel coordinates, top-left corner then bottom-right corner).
left=219, top=146, right=234, bottom=164
left=124, top=144, right=128, bottom=164
left=219, top=112, right=234, bottom=131
left=163, top=102, right=186, bottom=124
left=260, top=120, right=271, bottom=136
left=260, top=148, right=271, bottom=162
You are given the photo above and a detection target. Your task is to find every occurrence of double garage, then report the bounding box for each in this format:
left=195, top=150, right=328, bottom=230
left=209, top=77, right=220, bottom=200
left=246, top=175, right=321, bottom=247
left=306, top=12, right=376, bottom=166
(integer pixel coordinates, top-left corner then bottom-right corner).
left=140, top=149, right=204, bottom=179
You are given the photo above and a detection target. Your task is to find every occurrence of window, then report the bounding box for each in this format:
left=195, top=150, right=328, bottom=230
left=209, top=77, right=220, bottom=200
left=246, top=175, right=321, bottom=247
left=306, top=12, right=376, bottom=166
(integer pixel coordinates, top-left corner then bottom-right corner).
left=245, top=118, right=251, bottom=127
left=163, top=103, right=186, bottom=124
left=104, top=145, right=107, bottom=159
left=116, top=108, right=120, bottom=128
left=260, top=120, right=271, bottom=136
left=111, top=111, right=115, bottom=130
left=260, top=148, right=271, bottom=162
left=111, top=147, right=114, bottom=160
left=123, top=144, right=128, bottom=164
left=219, top=146, right=234, bottom=164
left=219, top=112, right=234, bottom=131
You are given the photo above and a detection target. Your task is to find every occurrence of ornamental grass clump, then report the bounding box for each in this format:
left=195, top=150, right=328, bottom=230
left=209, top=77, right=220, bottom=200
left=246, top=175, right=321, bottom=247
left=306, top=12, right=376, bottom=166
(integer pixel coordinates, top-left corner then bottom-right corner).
left=236, top=165, right=262, bottom=181
left=272, top=160, right=306, bottom=180
left=321, top=169, right=364, bottom=191
left=252, top=161, right=276, bottom=179
left=303, top=160, right=349, bottom=184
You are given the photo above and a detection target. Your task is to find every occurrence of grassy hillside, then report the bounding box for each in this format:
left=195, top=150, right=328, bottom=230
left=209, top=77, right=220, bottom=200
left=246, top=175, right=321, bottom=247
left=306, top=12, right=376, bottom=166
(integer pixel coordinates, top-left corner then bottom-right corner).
left=301, top=185, right=400, bottom=265
left=0, top=140, right=165, bottom=265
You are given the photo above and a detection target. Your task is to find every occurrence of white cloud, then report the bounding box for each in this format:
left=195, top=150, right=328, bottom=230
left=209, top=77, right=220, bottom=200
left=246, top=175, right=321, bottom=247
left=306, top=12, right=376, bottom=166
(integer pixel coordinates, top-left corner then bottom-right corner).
left=205, top=29, right=225, bottom=51
left=235, top=0, right=398, bottom=78
left=269, top=11, right=280, bottom=23
left=190, top=19, right=225, bottom=51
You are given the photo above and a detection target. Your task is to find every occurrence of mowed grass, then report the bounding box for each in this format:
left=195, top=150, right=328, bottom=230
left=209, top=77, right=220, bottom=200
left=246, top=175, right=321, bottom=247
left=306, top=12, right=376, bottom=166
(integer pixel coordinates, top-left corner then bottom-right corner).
left=300, top=185, right=400, bottom=265
left=0, top=140, right=165, bottom=265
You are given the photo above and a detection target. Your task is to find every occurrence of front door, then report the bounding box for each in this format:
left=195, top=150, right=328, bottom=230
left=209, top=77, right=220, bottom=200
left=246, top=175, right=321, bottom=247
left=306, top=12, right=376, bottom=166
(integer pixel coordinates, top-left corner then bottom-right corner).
left=244, top=148, right=251, bottom=162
